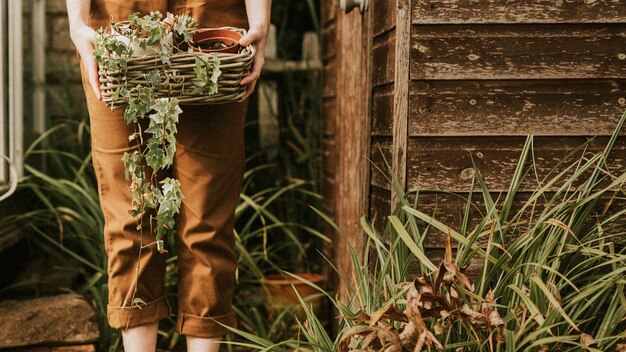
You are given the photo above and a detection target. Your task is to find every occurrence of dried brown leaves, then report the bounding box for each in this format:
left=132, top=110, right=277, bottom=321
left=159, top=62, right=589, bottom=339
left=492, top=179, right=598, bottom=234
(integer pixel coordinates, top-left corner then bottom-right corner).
left=338, top=254, right=505, bottom=352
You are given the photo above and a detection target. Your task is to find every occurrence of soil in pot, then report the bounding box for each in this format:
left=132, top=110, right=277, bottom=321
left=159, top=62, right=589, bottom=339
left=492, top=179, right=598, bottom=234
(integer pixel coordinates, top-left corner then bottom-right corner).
left=189, top=28, right=242, bottom=54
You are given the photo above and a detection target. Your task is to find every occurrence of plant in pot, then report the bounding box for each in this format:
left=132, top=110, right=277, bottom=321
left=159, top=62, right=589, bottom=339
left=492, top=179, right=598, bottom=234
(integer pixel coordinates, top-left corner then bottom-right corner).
left=233, top=161, right=328, bottom=328
left=259, top=213, right=329, bottom=326
left=262, top=271, right=325, bottom=325
left=188, top=28, right=243, bottom=54
left=248, top=69, right=327, bottom=328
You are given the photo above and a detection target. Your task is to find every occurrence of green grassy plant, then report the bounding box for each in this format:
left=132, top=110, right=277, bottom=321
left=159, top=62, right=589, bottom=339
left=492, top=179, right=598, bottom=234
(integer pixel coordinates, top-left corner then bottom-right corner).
left=215, top=111, right=626, bottom=351
left=0, top=1, right=325, bottom=349
left=0, top=115, right=326, bottom=351
left=0, top=118, right=122, bottom=350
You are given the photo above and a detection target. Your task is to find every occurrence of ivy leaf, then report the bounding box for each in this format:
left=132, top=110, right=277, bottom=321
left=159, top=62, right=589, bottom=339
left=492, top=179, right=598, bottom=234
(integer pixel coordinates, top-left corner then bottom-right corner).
left=191, top=55, right=221, bottom=95
left=124, top=85, right=153, bottom=124
left=146, top=69, right=160, bottom=89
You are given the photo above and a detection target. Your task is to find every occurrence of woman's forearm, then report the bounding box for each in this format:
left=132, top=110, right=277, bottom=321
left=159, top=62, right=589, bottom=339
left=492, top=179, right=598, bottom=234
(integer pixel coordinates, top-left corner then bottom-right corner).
left=66, top=0, right=101, bottom=99
left=245, top=0, right=271, bottom=35
left=66, top=0, right=91, bottom=32
left=239, top=0, right=271, bottom=97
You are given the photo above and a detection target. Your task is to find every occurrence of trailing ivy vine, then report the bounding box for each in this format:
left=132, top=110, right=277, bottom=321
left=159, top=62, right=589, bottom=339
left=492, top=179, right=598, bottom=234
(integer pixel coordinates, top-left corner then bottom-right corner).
left=93, top=12, right=222, bottom=272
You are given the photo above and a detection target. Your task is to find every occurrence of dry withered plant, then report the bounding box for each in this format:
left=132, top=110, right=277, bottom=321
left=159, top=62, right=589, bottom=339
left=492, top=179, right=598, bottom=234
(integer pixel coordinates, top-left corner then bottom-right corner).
left=338, top=234, right=505, bottom=352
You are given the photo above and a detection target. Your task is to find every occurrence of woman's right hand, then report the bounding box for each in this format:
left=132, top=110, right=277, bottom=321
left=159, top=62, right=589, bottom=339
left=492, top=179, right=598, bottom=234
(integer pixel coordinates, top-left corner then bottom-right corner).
left=70, top=24, right=101, bottom=100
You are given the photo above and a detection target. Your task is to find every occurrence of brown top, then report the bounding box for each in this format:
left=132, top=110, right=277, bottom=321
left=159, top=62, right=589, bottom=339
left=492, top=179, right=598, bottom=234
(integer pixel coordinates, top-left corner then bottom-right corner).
left=89, top=0, right=248, bottom=30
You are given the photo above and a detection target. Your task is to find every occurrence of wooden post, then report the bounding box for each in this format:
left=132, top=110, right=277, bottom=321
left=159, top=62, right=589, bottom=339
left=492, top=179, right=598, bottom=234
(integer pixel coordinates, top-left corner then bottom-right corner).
left=258, top=24, right=279, bottom=159
left=332, top=0, right=370, bottom=313
left=302, top=31, right=320, bottom=62
left=391, top=0, right=410, bottom=209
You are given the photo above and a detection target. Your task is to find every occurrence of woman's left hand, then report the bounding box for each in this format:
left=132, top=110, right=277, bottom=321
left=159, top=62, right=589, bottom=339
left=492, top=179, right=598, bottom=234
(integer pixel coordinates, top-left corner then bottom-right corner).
left=239, top=26, right=268, bottom=99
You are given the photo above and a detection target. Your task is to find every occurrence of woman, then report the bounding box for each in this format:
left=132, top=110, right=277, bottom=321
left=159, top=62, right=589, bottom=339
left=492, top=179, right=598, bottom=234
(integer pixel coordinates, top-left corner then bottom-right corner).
left=66, top=1, right=270, bottom=351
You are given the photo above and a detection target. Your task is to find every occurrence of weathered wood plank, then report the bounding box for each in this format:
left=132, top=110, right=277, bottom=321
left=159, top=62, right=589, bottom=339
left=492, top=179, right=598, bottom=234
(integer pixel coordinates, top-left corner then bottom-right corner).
left=0, top=294, right=99, bottom=349
left=370, top=136, right=626, bottom=192
left=412, top=0, right=626, bottom=24
left=263, top=58, right=322, bottom=73
left=332, top=7, right=371, bottom=310
left=323, top=22, right=337, bottom=62
left=408, top=80, right=626, bottom=136
left=406, top=137, right=626, bottom=192
left=392, top=0, right=411, bottom=209
left=411, top=24, right=626, bottom=80
left=370, top=136, right=393, bottom=186
left=322, top=175, right=336, bottom=215
left=323, top=98, right=337, bottom=138
left=323, top=61, right=336, bottom=98
left=372, top=84, right=394, bottom=136
left=322, top=0, right=336, bottom=25
left=321, top=0, right=338, bottom=302
left=372, top=0, right=397, bottom=36
left=13, top=345, right=97, bottom=352
left=322, top=138, right=338, bottom=177
left=372, top=30, right=396, bottom=87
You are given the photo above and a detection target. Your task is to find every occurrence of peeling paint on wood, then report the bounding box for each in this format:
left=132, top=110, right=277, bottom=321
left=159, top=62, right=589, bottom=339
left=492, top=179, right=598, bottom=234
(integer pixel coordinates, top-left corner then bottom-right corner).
left=413, top=0, right=626, bottom=24
left=411, top=24, right=626, bottom=80
left=370, top=136, right=626, bottom=192
left=408, top=80, right=626, bottom=136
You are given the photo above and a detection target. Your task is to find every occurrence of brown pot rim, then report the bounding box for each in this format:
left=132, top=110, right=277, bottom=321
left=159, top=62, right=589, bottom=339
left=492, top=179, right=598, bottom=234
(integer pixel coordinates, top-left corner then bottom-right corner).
left=261, top=273, right=325, bottom=285
left=189, top=28, right=242, bottom=54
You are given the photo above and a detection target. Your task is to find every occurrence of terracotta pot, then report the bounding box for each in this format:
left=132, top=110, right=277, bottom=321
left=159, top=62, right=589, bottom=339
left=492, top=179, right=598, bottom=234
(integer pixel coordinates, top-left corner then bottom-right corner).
left=261, top=273, right=325, bottom=322
left=188, top=28, right=242, bottom=54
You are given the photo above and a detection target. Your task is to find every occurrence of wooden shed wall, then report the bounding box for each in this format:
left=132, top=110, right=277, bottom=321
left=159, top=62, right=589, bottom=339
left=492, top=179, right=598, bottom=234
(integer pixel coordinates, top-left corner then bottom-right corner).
left=368, top=0, right=626, bottom=265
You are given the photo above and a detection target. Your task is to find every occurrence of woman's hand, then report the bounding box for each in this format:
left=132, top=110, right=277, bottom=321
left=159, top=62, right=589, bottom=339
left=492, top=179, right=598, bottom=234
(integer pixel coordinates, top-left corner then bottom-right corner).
left=239, top=26, right=268, bottom=99
left=70, top=24, right=101, bottom=100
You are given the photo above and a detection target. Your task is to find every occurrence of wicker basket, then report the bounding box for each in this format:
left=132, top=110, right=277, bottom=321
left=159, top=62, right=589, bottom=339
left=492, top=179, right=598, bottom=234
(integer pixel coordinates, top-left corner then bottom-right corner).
left=98, top=27, right=255, bottom=109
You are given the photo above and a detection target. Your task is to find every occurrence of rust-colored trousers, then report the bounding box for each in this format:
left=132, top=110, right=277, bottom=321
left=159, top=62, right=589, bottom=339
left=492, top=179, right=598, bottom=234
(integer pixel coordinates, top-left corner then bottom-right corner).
left=79, top=0, right=248, bottom=338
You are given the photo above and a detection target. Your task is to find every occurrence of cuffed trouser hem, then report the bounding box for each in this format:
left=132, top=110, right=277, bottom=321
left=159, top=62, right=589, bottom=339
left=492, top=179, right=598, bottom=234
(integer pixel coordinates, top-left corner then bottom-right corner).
left=177, top=310, right=238, bottom=338
left=108, top=295, right=172, bottom=330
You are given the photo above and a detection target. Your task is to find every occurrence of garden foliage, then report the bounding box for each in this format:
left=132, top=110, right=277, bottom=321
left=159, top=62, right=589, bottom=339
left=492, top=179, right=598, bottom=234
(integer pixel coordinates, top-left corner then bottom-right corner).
left=220, top=111, right=626, bottom=352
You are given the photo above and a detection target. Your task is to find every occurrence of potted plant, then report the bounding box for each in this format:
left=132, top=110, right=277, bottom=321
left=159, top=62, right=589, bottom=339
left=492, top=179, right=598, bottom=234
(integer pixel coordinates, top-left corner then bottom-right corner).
left=188, top=28, right=243, bottom=54
left=259, top=230, right=329, bottom=323
left=261, top=271, right=325, bottom=322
